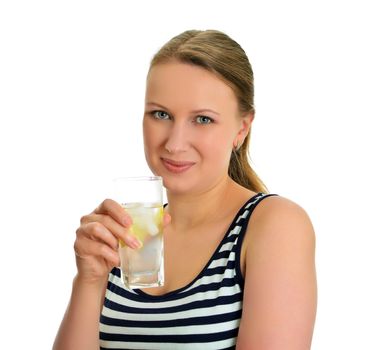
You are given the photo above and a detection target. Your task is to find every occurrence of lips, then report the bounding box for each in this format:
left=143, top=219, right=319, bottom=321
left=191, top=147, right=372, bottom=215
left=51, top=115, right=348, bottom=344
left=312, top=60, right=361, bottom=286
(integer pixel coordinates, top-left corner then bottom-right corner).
left=161, top=158, right=195, bottom=174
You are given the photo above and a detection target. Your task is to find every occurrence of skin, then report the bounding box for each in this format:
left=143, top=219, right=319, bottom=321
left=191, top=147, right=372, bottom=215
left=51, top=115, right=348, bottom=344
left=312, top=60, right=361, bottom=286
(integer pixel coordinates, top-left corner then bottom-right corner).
left=53, top=60, right=317, bottom=349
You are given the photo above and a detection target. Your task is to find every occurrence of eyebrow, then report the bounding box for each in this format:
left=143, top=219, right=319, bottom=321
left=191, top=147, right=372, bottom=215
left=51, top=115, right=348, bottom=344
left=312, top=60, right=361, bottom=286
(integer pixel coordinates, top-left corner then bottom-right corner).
left=146, top=102, right=220, bottom=116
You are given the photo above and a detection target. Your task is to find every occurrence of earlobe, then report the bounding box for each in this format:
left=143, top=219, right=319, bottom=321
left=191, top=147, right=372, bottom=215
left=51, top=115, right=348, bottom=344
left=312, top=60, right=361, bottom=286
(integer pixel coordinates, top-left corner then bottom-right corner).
left=233, top=139, right=242, bottom=151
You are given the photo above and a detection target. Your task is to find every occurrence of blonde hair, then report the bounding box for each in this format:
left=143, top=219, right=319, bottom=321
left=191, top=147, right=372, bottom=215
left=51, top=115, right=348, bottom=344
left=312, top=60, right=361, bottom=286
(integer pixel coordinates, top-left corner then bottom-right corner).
left=149, top=30, right=268, bottom=193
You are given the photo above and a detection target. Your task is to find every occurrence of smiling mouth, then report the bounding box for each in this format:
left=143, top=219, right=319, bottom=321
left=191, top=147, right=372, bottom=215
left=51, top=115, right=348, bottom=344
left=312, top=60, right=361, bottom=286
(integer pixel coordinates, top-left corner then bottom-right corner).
left=161, top=158, right=195, bottom=174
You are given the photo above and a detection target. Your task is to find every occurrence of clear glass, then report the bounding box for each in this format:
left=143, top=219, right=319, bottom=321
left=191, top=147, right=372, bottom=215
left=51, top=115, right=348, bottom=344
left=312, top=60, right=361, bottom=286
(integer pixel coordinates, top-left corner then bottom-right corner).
left=112, top=176, right=164, bottom=289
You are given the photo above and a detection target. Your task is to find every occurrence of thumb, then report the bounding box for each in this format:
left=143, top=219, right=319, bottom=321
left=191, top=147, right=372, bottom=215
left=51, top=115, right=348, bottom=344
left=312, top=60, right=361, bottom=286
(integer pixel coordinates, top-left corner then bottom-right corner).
left=163, top=213, right=171, bottom=228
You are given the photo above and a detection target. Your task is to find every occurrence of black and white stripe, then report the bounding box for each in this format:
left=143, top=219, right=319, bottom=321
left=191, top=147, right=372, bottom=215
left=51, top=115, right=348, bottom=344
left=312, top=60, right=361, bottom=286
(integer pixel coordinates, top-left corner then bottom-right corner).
left=100, top=193, right=278, bottom=349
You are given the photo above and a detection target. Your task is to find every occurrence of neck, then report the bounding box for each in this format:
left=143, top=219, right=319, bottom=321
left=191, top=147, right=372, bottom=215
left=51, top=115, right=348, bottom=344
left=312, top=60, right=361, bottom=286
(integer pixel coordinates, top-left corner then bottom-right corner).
left=165, top=176, right=238, bottom=232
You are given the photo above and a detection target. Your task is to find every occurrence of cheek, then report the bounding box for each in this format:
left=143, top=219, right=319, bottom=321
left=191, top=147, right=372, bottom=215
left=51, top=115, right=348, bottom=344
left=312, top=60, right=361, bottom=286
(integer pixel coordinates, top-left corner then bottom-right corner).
left=143, top=121, right=167, bottom=166
left=143, top=122, right=156, bottom=159
left=143, top=121, right=158, bottom=147
left=201, top=132, right=233, bottom=164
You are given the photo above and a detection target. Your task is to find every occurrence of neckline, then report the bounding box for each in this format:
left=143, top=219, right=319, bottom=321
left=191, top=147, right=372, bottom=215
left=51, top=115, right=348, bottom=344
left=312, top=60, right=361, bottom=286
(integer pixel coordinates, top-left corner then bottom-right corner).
left=133, top=192, right=263, bottom=300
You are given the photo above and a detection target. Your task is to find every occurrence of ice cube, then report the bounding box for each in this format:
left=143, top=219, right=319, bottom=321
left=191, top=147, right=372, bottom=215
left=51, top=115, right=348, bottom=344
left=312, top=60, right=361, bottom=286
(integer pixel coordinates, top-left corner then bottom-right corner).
left=146, top=221, right=159, bottom=236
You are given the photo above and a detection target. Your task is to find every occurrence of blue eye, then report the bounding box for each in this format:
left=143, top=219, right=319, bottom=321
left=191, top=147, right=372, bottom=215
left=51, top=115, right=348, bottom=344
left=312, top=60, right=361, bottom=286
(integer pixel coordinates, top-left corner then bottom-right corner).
left=153, top=111, right=170, bottom=120
left=195, top=116, right=213, bottom=124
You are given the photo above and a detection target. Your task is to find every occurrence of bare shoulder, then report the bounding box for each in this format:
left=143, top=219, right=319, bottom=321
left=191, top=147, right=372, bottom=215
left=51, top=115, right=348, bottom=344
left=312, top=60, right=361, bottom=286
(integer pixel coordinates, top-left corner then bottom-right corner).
left=241, top=194, right=316, bottom=276
left=246, top=194, right=315, bottom=248
left=238, top=194, right=317, bottom=349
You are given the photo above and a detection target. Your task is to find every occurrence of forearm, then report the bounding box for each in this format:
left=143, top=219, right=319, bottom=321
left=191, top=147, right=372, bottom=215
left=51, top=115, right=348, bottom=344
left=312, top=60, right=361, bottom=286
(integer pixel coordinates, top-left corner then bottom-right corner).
left=53, top=275, right=107, bottom=350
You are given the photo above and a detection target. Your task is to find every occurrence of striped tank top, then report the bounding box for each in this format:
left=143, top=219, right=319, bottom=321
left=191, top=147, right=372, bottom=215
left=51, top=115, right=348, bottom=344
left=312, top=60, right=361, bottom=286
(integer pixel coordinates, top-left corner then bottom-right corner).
left=100, top=192, right=278, bottom=349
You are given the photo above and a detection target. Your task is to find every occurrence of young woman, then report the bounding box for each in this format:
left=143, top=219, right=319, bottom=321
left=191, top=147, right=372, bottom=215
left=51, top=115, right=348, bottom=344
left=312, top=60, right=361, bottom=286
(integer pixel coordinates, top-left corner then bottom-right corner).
left=54, top=30, right=317, bottom=350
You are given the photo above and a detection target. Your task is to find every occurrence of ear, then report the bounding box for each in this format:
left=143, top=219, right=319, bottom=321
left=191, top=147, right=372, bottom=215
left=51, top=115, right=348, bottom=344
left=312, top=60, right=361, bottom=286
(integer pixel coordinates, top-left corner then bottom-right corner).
left=234, top=111, right=254, bottom=145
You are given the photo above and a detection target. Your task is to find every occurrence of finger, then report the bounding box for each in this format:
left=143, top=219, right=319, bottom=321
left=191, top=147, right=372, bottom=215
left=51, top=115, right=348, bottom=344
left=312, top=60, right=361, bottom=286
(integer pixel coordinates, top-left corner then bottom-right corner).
left=78, top=220, right=141, bottom=250
left=163, top=213, right=171, bottom=228
left=94, top=199, right=132, bottom=227
left=75, top=236, right=120, bottom=267
left=82, top=213, right=126, bottom=244
left=77, top=222, right=119, bottom=250
left=93, top=213, right=143, bottom=248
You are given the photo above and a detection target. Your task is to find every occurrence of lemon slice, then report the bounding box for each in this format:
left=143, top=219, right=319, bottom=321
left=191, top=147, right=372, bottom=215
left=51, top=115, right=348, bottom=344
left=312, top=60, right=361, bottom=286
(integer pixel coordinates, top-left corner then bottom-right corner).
left=119, top=238, right=126, bottom=248
left=155, top=206, right=164, bottom=226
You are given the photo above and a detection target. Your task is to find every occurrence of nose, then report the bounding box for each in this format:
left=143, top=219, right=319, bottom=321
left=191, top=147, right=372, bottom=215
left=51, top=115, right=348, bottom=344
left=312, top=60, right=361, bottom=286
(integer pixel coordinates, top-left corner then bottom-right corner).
left=164, top=121, right=189, bottom=154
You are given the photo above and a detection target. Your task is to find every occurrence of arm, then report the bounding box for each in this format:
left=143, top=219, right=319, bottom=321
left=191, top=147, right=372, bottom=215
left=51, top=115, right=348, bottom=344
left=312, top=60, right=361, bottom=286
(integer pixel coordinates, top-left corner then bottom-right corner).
left=53, top=199, right=171, bottom=349
left=53, top=199, right=141, bottom=350
left=53, top=276, right=107, bottom=350
left=237, top=196, right=317, bottom=350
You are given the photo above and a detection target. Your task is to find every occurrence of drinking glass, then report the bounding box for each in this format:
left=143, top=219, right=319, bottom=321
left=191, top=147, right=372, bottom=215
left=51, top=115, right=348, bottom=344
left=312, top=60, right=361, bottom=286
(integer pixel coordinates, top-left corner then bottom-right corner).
left=112, top=176, right=164, bottom=289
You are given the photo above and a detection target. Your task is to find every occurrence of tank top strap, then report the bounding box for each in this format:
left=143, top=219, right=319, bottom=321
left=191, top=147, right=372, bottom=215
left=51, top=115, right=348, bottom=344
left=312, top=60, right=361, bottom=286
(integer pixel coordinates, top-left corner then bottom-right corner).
left=231, top=192, right=279, bottom=286
left=236, top=193, right=279, bottom=230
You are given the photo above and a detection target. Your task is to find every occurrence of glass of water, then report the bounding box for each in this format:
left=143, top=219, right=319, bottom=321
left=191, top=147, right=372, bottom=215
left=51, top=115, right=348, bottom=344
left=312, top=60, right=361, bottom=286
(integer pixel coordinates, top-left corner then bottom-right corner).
left=112, top=176, right=164, bottom=289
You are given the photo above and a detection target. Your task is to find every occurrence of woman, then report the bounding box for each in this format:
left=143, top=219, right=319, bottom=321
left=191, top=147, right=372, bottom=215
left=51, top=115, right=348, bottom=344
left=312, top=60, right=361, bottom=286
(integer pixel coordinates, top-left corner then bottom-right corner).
left=54, top=30, right=317, bottom=349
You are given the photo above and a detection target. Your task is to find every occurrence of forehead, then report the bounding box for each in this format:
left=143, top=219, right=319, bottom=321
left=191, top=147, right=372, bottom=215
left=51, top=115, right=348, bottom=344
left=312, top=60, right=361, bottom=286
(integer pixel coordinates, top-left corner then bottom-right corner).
left=145, top=62, right=238, bottom=112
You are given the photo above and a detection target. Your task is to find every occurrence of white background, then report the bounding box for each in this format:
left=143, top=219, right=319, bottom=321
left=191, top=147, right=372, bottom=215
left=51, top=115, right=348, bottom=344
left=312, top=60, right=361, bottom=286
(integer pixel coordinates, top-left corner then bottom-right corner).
left=1, top=0, right=378, bottom=348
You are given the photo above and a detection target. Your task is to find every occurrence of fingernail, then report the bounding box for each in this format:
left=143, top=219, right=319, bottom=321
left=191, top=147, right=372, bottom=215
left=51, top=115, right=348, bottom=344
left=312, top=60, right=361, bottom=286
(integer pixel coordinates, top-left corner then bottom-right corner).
left=130, top=237, right=142, bottom=249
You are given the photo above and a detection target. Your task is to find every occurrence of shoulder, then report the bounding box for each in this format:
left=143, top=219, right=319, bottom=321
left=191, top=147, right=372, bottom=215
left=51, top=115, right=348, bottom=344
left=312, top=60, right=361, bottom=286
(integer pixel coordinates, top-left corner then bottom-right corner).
left=248, top=194, right=315, bottom=243
left=237, top=195, right=317, bottom=348
left=241, top=194, right=316, bottom=274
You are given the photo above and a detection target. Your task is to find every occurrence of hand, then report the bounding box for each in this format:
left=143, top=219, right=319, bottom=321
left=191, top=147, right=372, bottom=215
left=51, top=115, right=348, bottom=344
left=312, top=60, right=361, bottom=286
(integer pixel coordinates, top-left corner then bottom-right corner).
left=74, top=199, right=136, bottom=284
left=74, top=199, right=171, bottom=285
